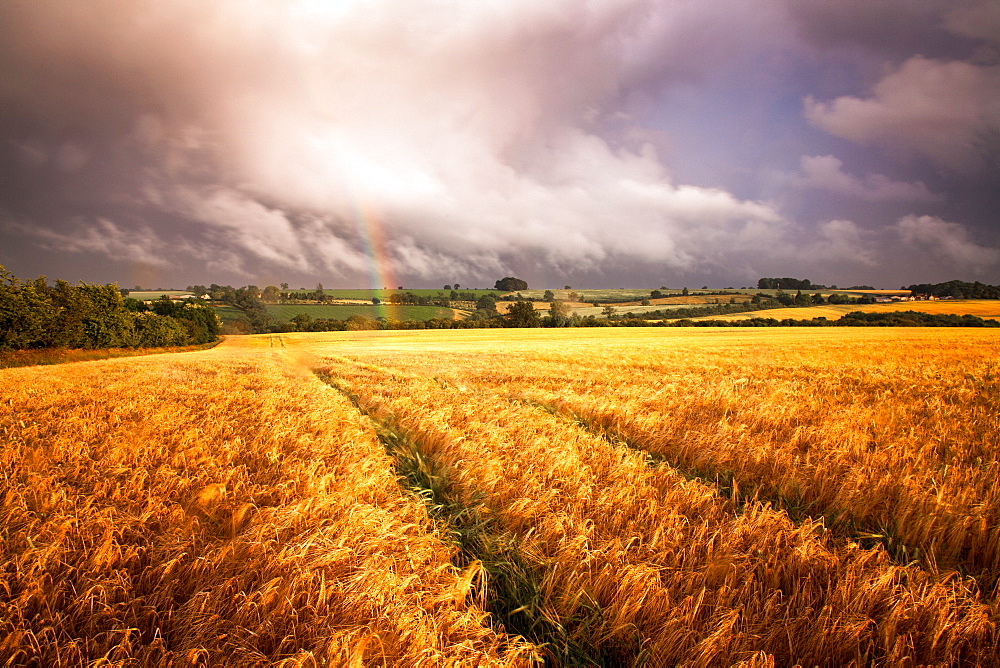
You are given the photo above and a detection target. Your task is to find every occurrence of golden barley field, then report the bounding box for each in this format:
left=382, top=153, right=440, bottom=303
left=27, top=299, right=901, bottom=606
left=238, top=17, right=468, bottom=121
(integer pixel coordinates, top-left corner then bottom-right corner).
left=3, top=327, right=1000, bottom=666
left=693, top=299, right=1000, bottom=321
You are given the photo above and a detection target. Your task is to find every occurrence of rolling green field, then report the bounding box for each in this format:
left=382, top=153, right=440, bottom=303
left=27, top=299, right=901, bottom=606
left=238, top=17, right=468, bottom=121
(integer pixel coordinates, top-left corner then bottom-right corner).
left=569, top=303, right=721, bottom=317
left=287, top=288, right=500, bottom=300
left=127, top=290, right=197, bottom=300
left=265, top=303, right=459, bottom=322
left=210, top=304, right=248, bottom=323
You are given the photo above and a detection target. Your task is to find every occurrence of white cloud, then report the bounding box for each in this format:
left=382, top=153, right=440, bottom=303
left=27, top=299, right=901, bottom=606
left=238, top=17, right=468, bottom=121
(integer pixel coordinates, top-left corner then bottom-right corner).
left=804, top=57, right=1000, bottom=171
left=793, top=155, right=940, bottom=202
left=0, top=0, right=800, bottom=281
left=181, top=189, right=311, bottom=272
left=895, top=214, right=1000, bottom=268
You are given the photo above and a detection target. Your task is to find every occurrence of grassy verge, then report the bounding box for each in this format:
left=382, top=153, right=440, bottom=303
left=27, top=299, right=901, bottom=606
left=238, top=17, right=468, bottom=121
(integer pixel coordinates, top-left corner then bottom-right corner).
left=0, top=340, right=222, bottom=369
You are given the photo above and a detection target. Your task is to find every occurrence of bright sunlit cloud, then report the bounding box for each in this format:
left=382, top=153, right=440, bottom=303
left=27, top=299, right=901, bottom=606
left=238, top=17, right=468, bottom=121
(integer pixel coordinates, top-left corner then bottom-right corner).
left=1, top=0, right=998, bottom=287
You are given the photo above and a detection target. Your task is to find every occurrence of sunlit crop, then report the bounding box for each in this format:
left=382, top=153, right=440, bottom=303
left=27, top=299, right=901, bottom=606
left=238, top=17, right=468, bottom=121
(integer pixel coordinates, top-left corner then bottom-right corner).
left=0, top=351, right=533, bottom=665
left=3, top=327, right=999, bottom=665
left=693, top=299, right=1000, bottom=321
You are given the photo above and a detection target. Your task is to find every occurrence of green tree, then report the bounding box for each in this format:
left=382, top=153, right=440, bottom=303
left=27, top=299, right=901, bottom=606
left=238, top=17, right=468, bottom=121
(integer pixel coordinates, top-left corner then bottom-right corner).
left=78, top=284, right=134, bottom=348
left=543, top=289, right=555, bottom=302
left=134, top=312, right=188, bottom=347
left=476, top=294, right=498, bottom=314
left=495, top=276, right=528, bottom=291
left=0, top=268, right=57, bottom=349
left=1, top=265, right=218, bottom=350
left=176, top=303, right=220, bottom=343
left=345, top=314, right=377, bottom=330
left=231, top=286, right=272, bottom=333
left=602, top=304, right=617, bottom=319
left=505, top=301, right=541, bottom=327
left=210, top=284, right=236, bottom=302
left=261, top=285, right=282, bottom=303
left=151, top=296, right=181, bottom=317
left=46, top=279, right=92, bottom=347
left=548, top=300, right=571, bottom=325
left=828, top=292, right=848, bottom=304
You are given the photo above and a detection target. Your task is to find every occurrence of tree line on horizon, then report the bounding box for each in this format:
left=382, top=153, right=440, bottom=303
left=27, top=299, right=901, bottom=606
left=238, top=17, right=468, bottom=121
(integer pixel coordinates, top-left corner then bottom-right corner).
left=1, top=266, right=219, bottom=351
left=905, top=280, right=1000, bottom=299
left=758, top=277, right=1000, bottom=298
left=5, top=267, right=999, bottom=350
left=757, top=277, right=877, bottom=290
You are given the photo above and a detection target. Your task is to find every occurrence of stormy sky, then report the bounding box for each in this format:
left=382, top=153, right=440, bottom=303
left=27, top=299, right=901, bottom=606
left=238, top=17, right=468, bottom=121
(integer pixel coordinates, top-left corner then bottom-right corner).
left=2, top=1, right=998, bottom=290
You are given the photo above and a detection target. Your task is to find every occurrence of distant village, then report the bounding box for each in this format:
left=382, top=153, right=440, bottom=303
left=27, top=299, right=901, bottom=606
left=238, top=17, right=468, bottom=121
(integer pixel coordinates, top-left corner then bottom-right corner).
left=873, top=294, right=951, bottom=303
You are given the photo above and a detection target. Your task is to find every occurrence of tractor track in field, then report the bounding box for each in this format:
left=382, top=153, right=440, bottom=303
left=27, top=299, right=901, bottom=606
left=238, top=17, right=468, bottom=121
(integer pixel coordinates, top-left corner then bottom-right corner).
left=310, top=354, right=998, bottom=662
left=313, top=367, right=595, bottom=665
left=316, top=355, right=950, bottom=584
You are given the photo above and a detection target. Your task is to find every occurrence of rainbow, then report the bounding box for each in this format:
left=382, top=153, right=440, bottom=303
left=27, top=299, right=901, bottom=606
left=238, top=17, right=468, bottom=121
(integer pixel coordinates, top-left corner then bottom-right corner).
left=351, top=199, right=401, bottom=321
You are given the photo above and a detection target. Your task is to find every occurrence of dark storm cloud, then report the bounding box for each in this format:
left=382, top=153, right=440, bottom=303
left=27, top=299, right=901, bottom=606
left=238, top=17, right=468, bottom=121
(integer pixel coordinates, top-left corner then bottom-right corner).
left=1, top=0, right=998, bottom=289
left=805, top=57, right=1000, bottom=173
left=786, top=0, right=978, bottom=61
